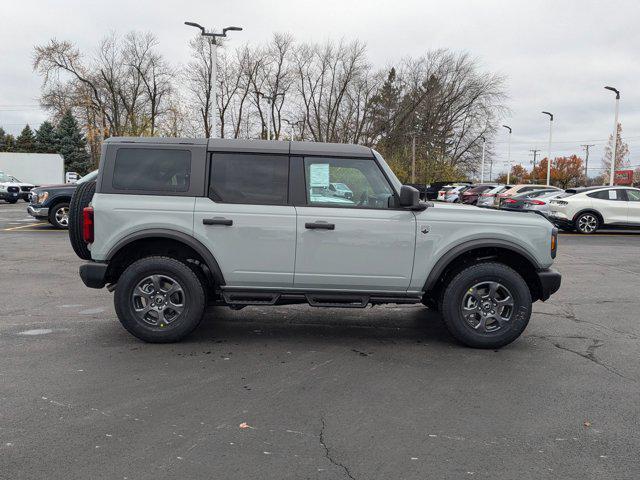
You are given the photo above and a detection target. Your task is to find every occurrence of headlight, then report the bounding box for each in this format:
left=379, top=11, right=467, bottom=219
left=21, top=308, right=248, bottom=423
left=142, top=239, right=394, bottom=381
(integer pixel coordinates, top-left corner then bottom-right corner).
left=37, top=191, right=49, bottom=204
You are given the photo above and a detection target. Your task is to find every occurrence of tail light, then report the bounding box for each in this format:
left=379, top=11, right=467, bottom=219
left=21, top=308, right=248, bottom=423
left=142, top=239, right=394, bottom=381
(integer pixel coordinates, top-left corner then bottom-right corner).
left=526, top=199, right=545, bottom=205
left=83, top=206, right=94, bottom=243
left=503, top=198, right=517, bottom=204
left=480, top=193, right=493, bottom=197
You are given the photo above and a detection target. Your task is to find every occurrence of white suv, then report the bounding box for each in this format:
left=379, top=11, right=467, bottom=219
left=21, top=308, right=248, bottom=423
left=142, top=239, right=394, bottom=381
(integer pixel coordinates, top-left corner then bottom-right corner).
left=548, top=186, right=640, bottom=234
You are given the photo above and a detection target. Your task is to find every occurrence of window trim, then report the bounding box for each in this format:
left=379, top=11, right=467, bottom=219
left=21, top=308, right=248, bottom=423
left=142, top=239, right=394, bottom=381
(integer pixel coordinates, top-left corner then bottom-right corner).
left=587, top=189, right=628, bottom=201
left=207, top=151, right=291, bottom=206
left=99, top=143, right=206, bottom=197
left=300, top=156, right=401, bottom=211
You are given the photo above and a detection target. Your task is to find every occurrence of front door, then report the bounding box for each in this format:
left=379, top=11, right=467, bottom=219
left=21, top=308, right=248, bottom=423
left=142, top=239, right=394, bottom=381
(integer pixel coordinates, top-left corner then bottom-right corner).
left=294, top=156, right=416, bottom=292
left=193, top=152, right=296, bottom=288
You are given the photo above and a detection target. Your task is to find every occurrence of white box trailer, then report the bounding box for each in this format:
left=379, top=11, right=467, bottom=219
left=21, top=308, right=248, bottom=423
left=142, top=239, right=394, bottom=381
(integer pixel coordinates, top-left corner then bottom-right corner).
left=0, top=153, right=64, bottom=186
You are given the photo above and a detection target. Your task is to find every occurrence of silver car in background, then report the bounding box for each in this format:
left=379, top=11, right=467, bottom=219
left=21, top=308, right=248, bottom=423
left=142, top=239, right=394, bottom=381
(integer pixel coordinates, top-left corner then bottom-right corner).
left=477, top=185, right=510, bottom=208
left=521, top=190, right=566, bottom=217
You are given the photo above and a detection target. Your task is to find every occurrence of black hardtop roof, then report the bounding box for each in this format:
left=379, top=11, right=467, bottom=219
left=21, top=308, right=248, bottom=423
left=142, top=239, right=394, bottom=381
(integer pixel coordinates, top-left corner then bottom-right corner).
left=104, top=137, right=373, bottom=158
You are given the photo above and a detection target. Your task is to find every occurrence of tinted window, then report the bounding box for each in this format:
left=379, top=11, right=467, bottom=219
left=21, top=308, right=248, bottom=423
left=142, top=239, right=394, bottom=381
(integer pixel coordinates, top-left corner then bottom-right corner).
left=304, top=157, right=394, bottom=209
left=588, top=189, right=625, bottom=201
left=113, top=148, right=191, bottom=192
left=210, top=153, right=289, bottom=205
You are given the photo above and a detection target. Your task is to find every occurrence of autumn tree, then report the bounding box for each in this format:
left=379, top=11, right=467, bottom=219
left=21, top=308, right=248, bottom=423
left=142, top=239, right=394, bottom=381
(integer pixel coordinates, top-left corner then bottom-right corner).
left=600, top=123, right=629, bottom=183
left=509, top=164, right=529, bottom=183
left=553, top=155, right=584, bottom=188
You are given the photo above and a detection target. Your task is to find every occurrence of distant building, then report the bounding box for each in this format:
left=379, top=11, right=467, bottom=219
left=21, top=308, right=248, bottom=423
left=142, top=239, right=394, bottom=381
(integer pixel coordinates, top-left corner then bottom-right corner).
left=0, top=153, right=64, bottom=185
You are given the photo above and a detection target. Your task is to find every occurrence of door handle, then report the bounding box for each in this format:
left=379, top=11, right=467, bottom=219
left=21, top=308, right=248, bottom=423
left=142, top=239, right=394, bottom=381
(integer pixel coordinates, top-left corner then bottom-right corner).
left=203, top=217, right=233, bottom=226
left=305, top=221, right=335, bottom=230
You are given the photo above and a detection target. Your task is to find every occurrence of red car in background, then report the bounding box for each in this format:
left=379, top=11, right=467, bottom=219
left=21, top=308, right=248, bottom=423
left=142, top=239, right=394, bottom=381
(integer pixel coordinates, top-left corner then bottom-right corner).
left=461, top=184, right=498, bottom=205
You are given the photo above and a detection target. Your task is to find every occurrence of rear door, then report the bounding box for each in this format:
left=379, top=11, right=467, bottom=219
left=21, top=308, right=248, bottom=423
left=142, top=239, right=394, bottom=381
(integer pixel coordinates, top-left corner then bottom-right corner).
left=293, top=156, right=416, bottom=292
left=625, top=189, right=640, bottom=224
left=587, top=189, right=628, bottom=223
left=193, top=152, right=297, bottom=288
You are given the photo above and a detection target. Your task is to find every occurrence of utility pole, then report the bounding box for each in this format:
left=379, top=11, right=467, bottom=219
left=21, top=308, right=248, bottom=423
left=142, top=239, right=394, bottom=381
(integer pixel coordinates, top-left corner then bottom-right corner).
left=530, top=149, right=541, bottom=183
left=411, top=133, right=416, bottom=183
left=257, top=92, right=283, bottom=140
left=184, top=22, right=242, bottom=139
left=581, top=144, right=595, bottom=185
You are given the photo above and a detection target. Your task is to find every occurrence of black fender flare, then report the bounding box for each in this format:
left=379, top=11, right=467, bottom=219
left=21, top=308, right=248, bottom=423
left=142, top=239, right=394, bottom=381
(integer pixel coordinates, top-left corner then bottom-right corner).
left=423, top=238, right=542, bottom=291
left=106, top=228, right=225, bottom=285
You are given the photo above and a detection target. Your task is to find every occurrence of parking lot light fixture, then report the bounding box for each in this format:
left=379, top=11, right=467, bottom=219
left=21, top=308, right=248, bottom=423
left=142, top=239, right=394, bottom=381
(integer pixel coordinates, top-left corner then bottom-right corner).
left=542, top=112, right=553, bottom=186
left=480, top=136, right=486, bottom=183
left=604, top=86, right=620, bottom=186
left=184, top=21, right=243, bottom=138
left=502, top=126, right=512, bottom=184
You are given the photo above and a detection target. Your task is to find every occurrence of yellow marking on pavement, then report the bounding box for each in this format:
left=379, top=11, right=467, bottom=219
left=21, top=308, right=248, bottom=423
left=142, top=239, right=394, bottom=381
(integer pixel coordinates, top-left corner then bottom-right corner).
left=2, top=222, right=48, bottom=231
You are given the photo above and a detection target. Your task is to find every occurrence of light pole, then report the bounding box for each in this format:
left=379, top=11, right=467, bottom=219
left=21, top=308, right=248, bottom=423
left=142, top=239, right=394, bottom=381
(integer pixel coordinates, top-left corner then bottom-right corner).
left=480, top=136, right=486, bottom=183
left=257, top=92, right=284, bottom=140
left=542, top=112, right=553, bottom=186
left=605, top=86, right=620, bottom=186
left=283, top=119, right=302, bottom=141
left=184, top=21, right=242, bottom=138
left=502, top=125, right=512, bottom=184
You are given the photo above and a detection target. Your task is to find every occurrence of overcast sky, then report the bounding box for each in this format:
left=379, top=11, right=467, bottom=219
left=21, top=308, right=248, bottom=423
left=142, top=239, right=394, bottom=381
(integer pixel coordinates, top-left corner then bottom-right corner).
left=1, top=0, right=639, bottom=175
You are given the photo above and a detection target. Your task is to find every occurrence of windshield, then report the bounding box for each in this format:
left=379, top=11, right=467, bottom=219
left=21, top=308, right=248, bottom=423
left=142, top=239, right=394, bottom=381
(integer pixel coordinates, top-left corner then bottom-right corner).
left=0, top=172, right=8, bottom=182
left=77, top=170, right=98, bottom=184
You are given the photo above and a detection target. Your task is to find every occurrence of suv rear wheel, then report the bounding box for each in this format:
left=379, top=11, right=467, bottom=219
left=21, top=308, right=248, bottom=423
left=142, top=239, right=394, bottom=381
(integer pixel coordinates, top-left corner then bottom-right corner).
left=440, top=262, right=532, bottom=348
left=114, top=256, right=206, bottom=343
left=575, top=212, right=599, bottom=234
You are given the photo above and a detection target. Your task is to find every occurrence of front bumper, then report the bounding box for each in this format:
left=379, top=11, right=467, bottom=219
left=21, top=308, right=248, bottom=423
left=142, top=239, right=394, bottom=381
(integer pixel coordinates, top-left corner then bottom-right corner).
left=79, top=262, right=108, bottom=289
left=27, top=205, right=49, bottom=219
left=536, top=268, right=561, bottom=301
left=0, top=191, right=20, bottom=201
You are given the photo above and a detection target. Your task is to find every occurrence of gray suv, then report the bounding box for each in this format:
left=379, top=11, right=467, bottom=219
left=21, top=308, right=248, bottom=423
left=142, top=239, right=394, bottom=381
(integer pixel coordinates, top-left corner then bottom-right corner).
left=75, top=137, right=561, bottom=348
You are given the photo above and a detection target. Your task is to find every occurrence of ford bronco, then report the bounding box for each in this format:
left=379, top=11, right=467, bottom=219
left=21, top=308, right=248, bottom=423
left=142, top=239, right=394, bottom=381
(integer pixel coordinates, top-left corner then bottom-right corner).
left=73, top=137, right=561, bottom=348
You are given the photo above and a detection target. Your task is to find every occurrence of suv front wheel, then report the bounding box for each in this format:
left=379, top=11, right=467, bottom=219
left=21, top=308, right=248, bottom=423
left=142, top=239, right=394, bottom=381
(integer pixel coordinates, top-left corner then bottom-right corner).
left=440, top=262, right=532, bottom=348
left=114, top=256, right=206, bottom=343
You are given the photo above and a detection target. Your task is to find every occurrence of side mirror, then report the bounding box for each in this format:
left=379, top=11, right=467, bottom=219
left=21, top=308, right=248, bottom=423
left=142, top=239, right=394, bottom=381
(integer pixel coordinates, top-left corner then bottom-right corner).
left=399, top=185, right=427, bottom=211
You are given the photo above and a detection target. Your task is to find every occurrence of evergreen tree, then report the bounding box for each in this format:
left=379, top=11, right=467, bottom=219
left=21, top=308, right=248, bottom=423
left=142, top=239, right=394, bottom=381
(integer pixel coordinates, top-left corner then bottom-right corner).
left=0, top=127, right=6, bottom=151
left=15, top=125, right=36, bottom=152
left=1, top=132, right=16, bottom=152
left=35, top=121, right=58, bottom=153
left=56, top=110, right=91, bottom=174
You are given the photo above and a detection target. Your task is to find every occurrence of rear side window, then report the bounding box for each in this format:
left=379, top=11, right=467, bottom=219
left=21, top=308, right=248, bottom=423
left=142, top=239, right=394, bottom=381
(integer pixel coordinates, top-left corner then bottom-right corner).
left=113, top=148, right=191, bottom=192
left=588, top=189, right=625, bottom=201
left=210, top=153, right=289, bottom=205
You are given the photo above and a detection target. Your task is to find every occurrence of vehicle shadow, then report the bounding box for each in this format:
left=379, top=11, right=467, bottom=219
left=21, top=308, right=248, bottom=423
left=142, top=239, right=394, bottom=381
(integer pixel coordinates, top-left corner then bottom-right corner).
left=188, top=304, right=457, bottom=347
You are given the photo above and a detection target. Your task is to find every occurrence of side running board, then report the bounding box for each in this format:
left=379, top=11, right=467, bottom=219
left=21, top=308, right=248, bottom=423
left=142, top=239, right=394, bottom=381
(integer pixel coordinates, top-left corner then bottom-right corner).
left=221, top=290, right=423, bottom=308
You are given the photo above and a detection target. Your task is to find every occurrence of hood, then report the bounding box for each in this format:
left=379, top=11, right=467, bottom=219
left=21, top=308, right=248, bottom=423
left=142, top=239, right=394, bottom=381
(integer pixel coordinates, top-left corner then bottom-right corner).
left=30, top=183, right=76, bottom=194
left=418, top=201, right=552, bottom=228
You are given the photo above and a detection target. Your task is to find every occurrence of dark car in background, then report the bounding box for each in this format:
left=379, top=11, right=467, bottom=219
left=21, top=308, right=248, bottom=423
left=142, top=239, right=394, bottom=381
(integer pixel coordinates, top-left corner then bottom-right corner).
left=460, top=184, right=498, bottom=205
left=27, top=171, right=97, bottom=229
left=500, top=188, right=563, bottom=214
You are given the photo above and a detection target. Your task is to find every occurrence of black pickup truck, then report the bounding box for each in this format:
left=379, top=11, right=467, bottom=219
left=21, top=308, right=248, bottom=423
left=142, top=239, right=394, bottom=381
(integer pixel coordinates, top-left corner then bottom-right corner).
left=27, top=171, right=97, bottom=229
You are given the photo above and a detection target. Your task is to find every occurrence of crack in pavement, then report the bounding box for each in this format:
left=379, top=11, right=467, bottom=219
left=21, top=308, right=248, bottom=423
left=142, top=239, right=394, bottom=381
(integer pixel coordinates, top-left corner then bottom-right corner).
left=534, top=306, right=638, bottom=340
left=319, top=417, right=356, bottom=480
left=552, top=338, right=635, bottom=382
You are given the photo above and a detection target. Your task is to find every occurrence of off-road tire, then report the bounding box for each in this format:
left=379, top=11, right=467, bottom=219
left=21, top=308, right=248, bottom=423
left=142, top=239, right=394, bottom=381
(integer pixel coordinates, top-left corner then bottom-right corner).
left=440, top=262, right=532, bottom=349
left=48, top=202, right=70, bottom=229
left=68, top=180, right=96, bottom=259
left=114, top=256, right=206, bottom=343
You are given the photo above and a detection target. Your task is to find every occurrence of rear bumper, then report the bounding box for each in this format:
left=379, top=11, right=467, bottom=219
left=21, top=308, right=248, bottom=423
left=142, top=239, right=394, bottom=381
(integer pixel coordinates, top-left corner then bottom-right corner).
left=27, top=205, right=49, bottom=218
left=536, top=268, right=561, bottom=301
left=550, top=217, right=573, bottom=229
left=79, top=262, right=108, bottom=289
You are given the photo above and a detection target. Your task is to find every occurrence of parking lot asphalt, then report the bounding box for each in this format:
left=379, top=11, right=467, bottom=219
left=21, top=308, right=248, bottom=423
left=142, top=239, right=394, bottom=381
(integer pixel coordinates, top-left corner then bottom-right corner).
left=1, top=201, right=639, bottom=480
